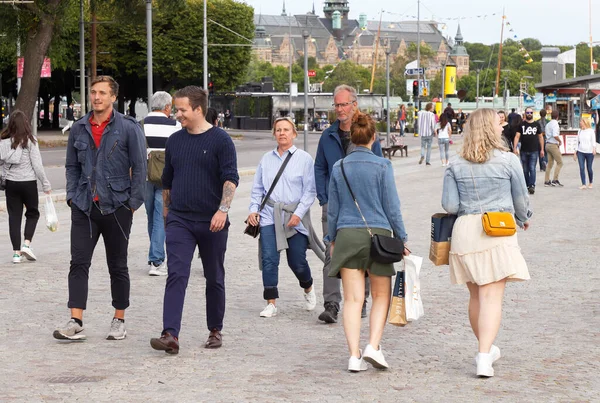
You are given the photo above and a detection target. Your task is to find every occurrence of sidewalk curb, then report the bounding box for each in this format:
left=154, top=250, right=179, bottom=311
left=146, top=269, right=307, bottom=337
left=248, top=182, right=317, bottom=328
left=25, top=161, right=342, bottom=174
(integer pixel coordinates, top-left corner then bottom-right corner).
left=0, top=168, right=259, bottom=212
left=0, top=191, right=68, bottom=213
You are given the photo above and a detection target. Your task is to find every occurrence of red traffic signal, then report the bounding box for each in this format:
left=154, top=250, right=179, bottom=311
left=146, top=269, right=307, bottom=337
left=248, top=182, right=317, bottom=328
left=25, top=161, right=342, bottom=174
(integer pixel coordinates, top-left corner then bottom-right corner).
left=412, top=80, right=419, bottom=97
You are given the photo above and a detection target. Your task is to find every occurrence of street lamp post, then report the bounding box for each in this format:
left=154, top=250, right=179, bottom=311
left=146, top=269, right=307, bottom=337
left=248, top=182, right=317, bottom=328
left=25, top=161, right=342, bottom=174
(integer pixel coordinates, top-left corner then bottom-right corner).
left=146, top=0, right=153, bottom=105
left=303, top=30, right=309, bottom=151
left=79, top=0, right=86, bottom=114
left=473, top=60, right=484, bottom=109
left=501, top=69, right=511, bottom=111
left=385, top=41, right=391, bottom=146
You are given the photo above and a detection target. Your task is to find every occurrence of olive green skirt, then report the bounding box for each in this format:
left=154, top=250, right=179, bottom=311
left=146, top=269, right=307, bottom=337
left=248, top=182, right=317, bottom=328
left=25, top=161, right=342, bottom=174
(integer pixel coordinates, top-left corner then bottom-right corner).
left=329, top=228, right=396, bottom=278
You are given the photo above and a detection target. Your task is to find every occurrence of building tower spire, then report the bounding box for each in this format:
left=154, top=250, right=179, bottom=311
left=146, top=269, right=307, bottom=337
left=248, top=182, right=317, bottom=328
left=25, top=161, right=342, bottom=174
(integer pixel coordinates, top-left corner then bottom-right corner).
left=281, top=0, right=287, bottom=16
left=312, top=1, right=315, bottom=15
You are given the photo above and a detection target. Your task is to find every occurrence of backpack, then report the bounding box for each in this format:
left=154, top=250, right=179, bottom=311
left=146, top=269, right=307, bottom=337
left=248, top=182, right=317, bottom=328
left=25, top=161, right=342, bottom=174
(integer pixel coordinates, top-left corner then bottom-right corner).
left=140, top=118, right=166, bottom=187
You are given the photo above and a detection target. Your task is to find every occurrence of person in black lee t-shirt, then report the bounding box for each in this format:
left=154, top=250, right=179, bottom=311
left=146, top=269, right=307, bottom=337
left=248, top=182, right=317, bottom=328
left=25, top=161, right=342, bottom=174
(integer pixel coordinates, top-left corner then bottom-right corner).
left=513, top=108, right=545, bottom=194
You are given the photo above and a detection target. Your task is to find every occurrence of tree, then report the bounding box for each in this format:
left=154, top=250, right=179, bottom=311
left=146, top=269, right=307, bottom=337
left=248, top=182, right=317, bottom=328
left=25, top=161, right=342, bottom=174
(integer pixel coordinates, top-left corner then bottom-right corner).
left=1, top=0, right=73, bottom=120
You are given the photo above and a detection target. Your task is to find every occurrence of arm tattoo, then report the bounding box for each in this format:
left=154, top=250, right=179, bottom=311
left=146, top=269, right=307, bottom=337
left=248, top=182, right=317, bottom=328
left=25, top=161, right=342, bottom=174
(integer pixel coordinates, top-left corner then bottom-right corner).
left=162, top=189, right=171, bottom=208
left=220, top=181, right=237, bottom=208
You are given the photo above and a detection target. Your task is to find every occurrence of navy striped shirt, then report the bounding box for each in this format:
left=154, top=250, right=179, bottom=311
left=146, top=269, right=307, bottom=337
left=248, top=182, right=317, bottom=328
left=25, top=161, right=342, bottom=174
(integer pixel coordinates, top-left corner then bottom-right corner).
left=162, top=127, right=239, bottom=222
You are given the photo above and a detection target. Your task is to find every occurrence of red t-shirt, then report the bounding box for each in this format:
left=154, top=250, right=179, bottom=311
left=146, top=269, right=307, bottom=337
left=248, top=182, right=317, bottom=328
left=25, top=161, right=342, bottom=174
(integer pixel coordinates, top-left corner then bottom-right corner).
left=89, top=114, right=110, bottom=148
left=89, top=114, right=111, bottom=201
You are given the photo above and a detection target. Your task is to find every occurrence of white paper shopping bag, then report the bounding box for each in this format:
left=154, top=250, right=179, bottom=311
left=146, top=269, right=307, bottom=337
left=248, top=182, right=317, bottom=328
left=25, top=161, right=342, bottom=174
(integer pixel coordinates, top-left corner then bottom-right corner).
left=404, top=254, right=424, bottom=321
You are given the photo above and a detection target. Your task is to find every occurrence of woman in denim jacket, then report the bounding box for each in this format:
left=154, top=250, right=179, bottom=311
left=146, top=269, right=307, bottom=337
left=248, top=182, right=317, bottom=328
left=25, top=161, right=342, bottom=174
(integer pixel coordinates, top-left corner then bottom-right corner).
left=442, top=108, right=532, bottom=378
left=327, top=112, right=409, bottom=372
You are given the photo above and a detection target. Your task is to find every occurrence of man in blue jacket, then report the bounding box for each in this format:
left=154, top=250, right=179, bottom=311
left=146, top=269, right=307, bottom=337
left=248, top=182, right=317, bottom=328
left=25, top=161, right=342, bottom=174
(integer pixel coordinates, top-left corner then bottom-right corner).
left=314, top=84, right=383, bottom=323
left=53, top=75, right=147, bottom=341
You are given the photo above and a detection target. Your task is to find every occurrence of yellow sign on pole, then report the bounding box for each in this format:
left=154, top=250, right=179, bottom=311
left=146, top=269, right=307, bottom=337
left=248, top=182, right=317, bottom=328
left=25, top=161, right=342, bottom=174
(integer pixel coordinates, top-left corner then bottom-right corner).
left=444, top=65, right=457, bottom=97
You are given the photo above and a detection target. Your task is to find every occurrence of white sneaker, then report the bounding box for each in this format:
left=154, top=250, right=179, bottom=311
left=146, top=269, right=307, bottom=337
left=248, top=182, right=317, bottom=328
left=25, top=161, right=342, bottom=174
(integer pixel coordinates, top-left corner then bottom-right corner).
left=148, top=261, right=168, bottom=276
left=475, top=352, right=494, bottom=377
left=260, top=303, right=277, bottom=318
left=490, top=344, right=501, bottom=363
left=348, top=350, right=368, bottom=372
left=304, top=288, right=316, bottom=311
left=362, top=344, right=389, bottom=369
left=20, top=245, right=37, bottom=261
left=12, top=253, right=23, bottom=264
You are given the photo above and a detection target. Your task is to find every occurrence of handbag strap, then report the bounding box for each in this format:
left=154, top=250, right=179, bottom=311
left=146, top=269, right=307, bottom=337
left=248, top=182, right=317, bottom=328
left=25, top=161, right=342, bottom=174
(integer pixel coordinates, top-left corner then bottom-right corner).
left=340, top=158, right=373, bottom=237
left=469, top=164, right=484, bottom=215
left=259, top=150, right=295, bottom=211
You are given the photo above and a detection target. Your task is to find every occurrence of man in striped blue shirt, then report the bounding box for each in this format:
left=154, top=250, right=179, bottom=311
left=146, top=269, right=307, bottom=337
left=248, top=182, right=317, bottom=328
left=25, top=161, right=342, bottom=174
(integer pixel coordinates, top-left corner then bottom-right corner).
left=418, top=102, right=437, bottom=165
left=143, top=91, right=181, bottom=276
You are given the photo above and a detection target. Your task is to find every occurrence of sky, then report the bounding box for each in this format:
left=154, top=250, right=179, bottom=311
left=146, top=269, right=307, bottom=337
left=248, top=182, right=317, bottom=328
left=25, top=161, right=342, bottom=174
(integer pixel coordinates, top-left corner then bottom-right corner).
left=243, top=0, right=598, bottom=47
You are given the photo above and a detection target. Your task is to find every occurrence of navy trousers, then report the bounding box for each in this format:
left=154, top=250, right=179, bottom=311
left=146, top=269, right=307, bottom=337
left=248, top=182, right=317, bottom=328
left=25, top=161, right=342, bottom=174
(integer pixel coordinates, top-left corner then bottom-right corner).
left=162, top=213, right=229, bottom=338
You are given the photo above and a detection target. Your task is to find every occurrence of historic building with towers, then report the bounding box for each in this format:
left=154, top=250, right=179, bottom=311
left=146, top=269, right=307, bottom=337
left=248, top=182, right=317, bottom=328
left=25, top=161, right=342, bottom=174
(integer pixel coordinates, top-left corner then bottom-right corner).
left=252, top=0, right=470, bottom=79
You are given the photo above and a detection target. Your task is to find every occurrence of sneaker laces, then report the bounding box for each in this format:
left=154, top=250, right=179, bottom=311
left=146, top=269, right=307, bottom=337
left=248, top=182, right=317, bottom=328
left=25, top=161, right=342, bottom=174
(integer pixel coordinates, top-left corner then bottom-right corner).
left=110, top=319, right=122, bottom=332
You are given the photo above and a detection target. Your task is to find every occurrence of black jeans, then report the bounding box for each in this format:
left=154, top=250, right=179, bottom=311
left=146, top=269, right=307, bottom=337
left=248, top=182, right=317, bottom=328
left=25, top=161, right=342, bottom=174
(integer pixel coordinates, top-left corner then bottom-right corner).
left=68, top=204, right=133, bottom=310
left=5, top=180, right=39, bottom=250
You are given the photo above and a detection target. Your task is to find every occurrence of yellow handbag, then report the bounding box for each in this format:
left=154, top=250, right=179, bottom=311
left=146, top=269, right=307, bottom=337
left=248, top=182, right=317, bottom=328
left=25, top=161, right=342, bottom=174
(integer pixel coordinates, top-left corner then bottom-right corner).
left=470, top=165, right=517, bottom=237
left=481, top=211, right=516, bottom=237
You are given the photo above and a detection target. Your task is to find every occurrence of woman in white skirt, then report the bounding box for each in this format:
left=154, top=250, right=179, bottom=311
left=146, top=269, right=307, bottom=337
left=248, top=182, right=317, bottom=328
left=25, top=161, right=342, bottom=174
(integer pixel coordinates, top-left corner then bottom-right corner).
left=442, top=108, right=532, bottom=378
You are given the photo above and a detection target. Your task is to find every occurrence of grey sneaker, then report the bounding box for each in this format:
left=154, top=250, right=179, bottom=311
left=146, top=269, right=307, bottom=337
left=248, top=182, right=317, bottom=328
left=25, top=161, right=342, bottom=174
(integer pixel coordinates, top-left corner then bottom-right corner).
left=148, top=261, right=168, bottom=276
left=106, top=318, right=127, bottom=340
left=53, top=319, right=86, bottom=340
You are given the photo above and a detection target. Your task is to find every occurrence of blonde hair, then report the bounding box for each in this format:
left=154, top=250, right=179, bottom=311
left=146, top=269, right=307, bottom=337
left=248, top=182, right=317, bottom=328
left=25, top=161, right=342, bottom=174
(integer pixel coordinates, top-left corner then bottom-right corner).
left=460, top=108, right=508, bottom=163
left=272, top=117, right=297, bottom=137
left=580, top=117, right=592, bottom=130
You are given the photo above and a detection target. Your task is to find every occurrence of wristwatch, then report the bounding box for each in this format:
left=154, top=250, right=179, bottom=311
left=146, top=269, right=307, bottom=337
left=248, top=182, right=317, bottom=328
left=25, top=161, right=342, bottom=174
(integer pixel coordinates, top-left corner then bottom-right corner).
left=218, top=205, right=230, bottom=213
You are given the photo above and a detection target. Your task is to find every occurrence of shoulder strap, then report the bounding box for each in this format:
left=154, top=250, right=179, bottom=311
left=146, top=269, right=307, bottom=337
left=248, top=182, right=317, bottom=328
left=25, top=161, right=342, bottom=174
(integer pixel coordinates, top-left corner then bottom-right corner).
left=259, top=150, right=294, bottom=211
left=340, top=158, right=373, bottom=237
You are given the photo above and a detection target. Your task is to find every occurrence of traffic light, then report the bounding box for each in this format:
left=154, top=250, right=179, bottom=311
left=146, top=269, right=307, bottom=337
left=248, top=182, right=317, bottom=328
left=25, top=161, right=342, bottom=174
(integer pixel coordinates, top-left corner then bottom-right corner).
left=422, top=87, right=428, bottom=97
left=208, top=81, right=214, bottom=95
left=412, top=80, right=419, bottom=98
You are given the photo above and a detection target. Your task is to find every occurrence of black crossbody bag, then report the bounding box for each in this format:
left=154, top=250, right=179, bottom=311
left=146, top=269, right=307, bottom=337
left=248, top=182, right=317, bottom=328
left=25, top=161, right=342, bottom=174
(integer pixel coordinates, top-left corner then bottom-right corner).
left=340, top=158, right=405, bottom=264
left=244, top=151, right=295, bottom=238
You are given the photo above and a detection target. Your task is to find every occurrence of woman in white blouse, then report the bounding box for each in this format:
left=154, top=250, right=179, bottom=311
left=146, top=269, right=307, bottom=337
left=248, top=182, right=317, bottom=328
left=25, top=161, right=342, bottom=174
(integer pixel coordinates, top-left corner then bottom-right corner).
left=575, top=118, right=596, bottom=189
left=247, top=117, right=324, bottom=318
left=436, top=113, right=452, bottom=166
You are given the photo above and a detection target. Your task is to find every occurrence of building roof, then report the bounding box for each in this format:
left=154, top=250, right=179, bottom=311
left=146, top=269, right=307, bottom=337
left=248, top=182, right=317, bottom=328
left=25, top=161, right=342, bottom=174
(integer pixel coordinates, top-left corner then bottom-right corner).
left=253, top=13, right=451, bottom=60
left=535, top=74, right=600, bottom=89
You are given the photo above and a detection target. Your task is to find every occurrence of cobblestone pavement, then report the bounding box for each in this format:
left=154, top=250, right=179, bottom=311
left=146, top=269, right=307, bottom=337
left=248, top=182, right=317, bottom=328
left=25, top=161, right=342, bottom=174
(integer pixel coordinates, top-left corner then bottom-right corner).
left=0, top=152, right=598, bottom=402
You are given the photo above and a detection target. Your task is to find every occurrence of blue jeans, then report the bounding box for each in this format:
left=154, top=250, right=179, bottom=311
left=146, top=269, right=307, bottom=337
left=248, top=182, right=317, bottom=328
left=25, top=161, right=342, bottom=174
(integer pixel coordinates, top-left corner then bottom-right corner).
left=260, top=225, right=313, bottom=300
left=421, top=136, right=433, bottom=163
left=145, top=182, right=165, bottom=264
left=520, top=151, right=539, bottom=188
left=577, top=152, right=594, bottom=185
left=438, top=138, right=450, bottom=161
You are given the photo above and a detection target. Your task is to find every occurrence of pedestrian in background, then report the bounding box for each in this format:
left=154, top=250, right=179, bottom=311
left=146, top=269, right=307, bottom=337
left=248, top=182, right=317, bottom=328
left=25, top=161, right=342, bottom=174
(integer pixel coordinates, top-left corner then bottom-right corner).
left=327, top=111, right=409, bottom=372
left=0, top=110, right=51, bottom=264
left=418, top=102, right=436, bottom=165
left=543, top=110, right=563, bottom=187
left=247, top=117, right=321, bottom=318
left=498, top=110, right=512, bottom=152
left=54, top=75, right=147, bottom=341
left=442, top=108, right=531, bottom=378
left=62, top=102, right=75, bottom=135
left=314, top=84, right=383, bottom=324
left=575, top=117, right=596, bottom=189
left=538, top=109, right=548, bottom=171
left=150, top=86, right=238, bottom=355
left=513, top=107, right=544, bottom=194
left=143, top=91, right=181, bottom=276
left=399, top=104, right=407, bottom=137
left=436, top=112, right=452, bottom=166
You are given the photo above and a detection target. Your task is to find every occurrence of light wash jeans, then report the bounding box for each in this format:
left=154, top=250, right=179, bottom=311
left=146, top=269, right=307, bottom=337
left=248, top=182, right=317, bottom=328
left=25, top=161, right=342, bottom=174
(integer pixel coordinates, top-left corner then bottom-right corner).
left=438, top=138, right=450, bottom=162
left=145, top=181, right=165, bottom=264
left=421, top=136, right=433, bottom=163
